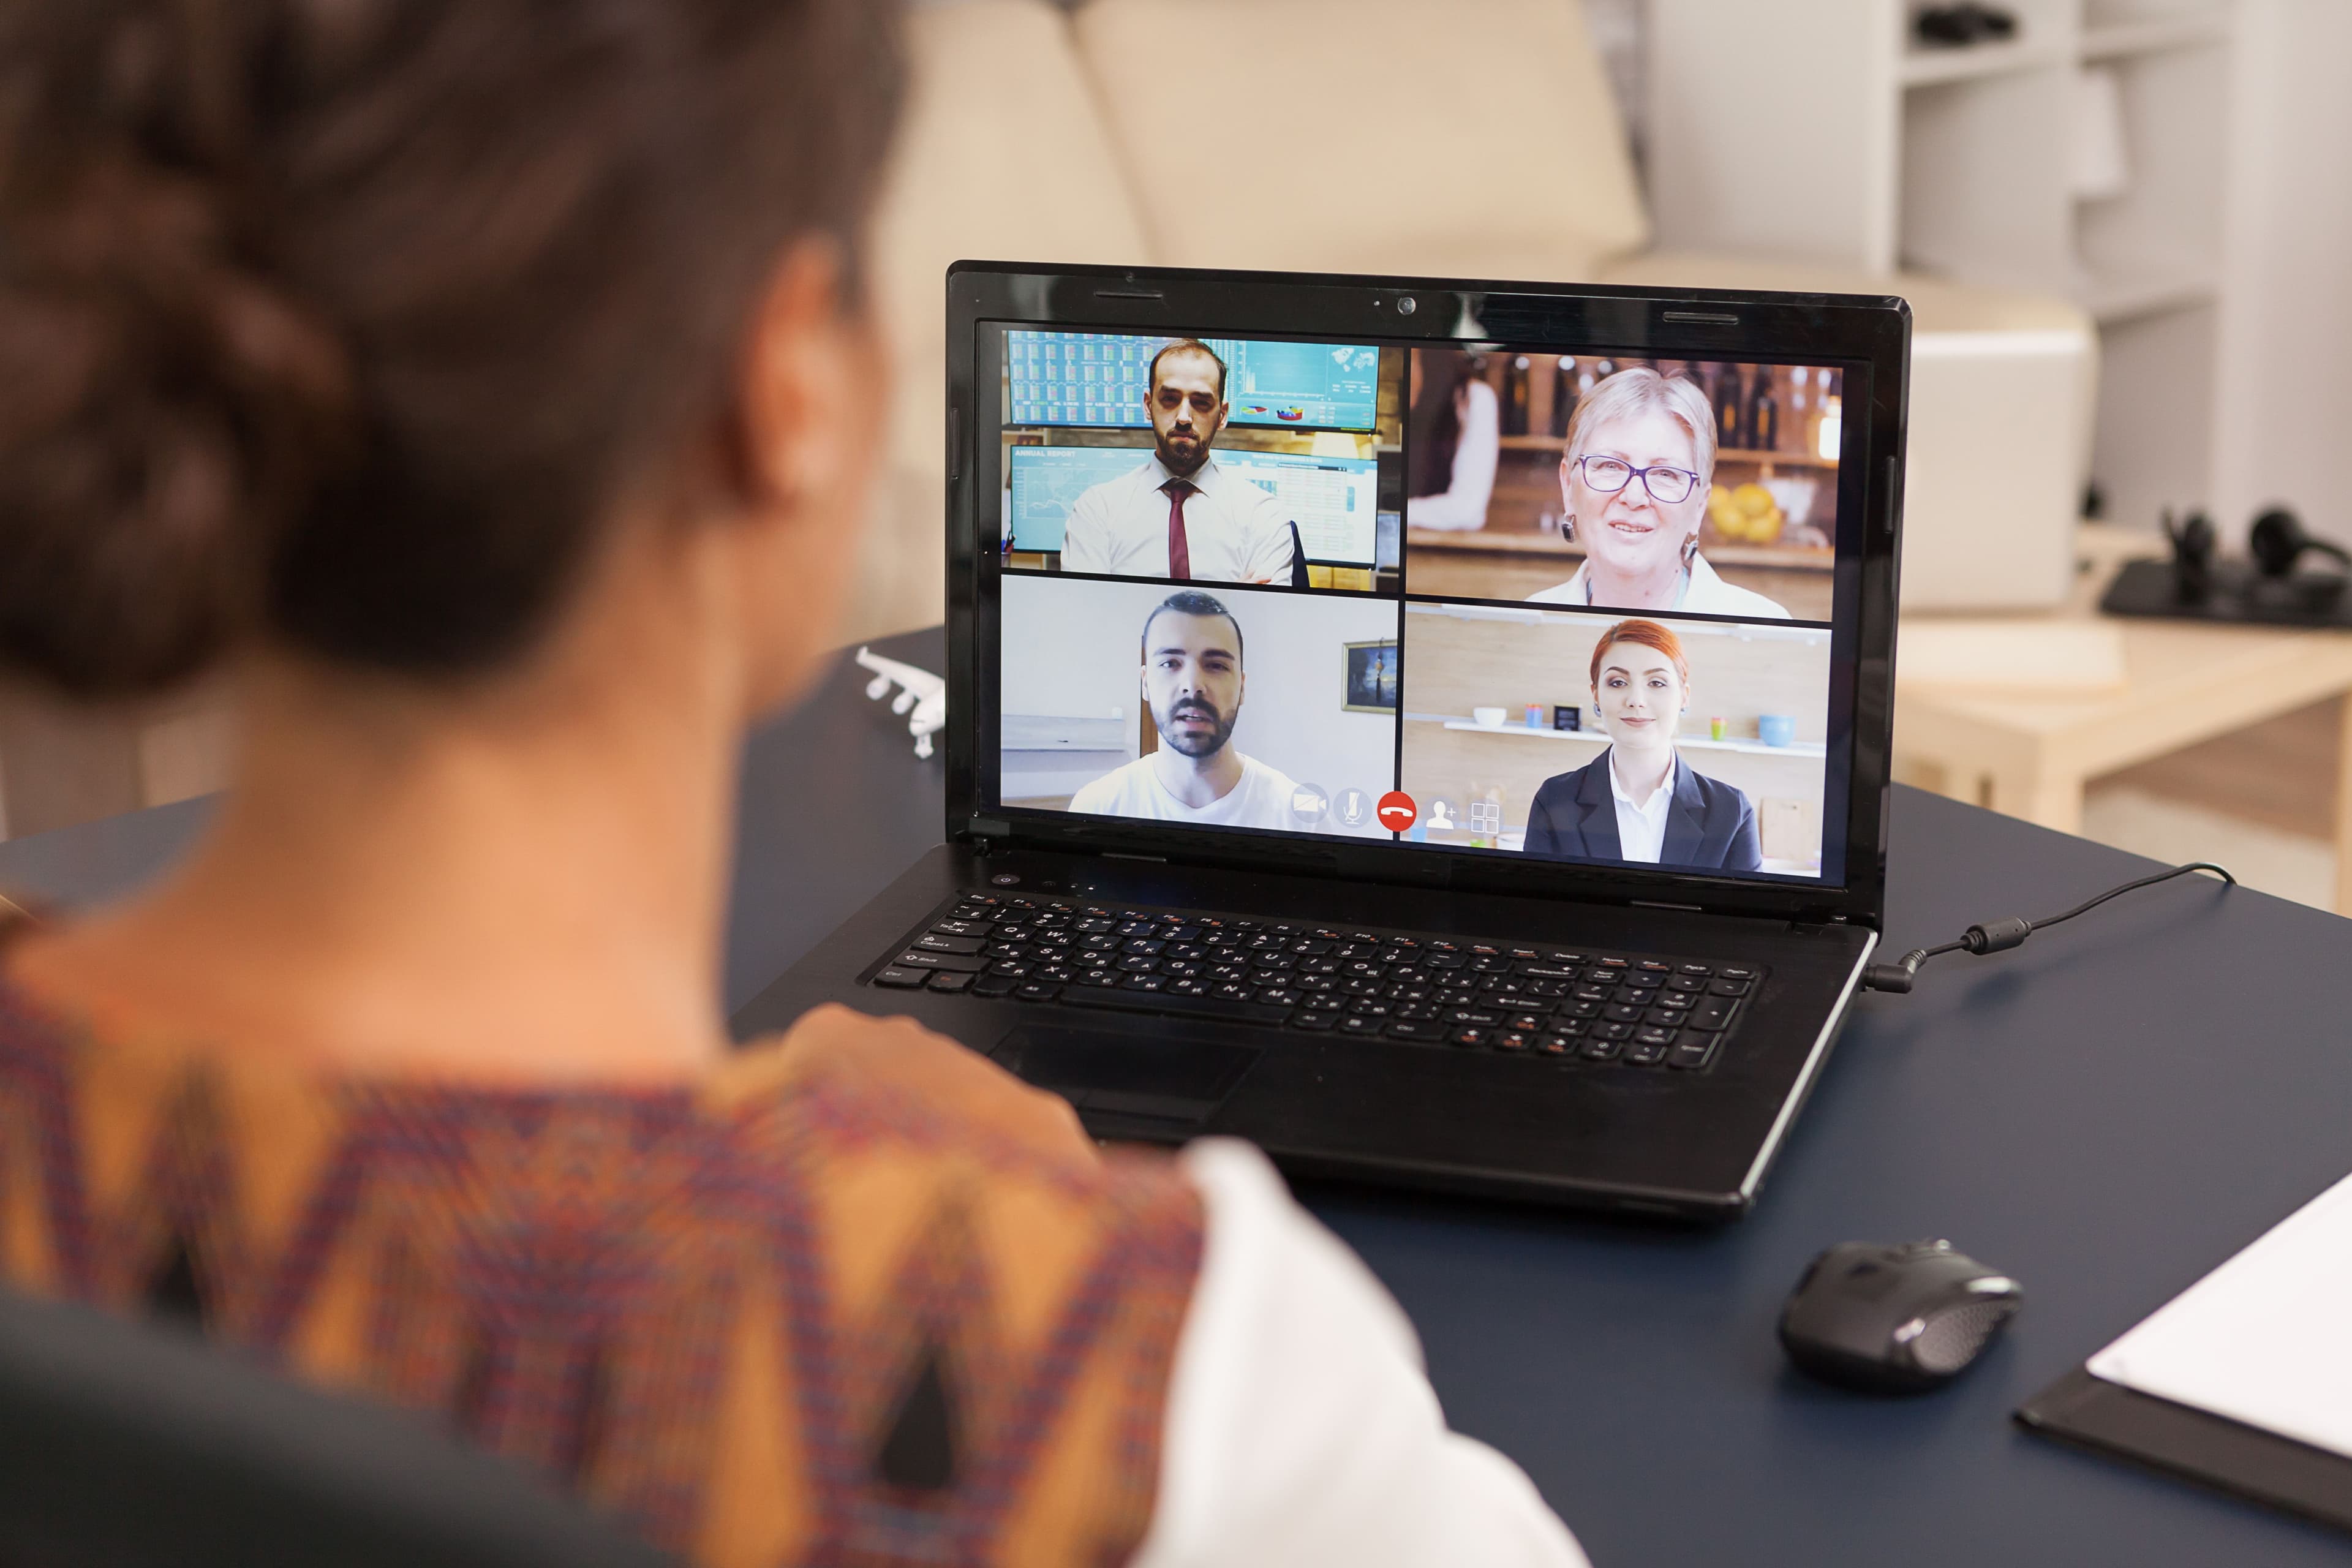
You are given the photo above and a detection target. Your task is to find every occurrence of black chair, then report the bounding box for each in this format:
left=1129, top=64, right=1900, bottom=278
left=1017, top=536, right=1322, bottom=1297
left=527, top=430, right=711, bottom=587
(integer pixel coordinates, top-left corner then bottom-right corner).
left=1288, top=520, right=1311, bottom=587
left=0, top=1287, right=671, bottom=1567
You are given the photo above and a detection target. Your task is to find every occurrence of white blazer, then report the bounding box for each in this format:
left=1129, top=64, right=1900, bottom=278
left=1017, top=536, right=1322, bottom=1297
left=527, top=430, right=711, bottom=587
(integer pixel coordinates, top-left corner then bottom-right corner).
left=1526, top=552, right=1793, bottom=619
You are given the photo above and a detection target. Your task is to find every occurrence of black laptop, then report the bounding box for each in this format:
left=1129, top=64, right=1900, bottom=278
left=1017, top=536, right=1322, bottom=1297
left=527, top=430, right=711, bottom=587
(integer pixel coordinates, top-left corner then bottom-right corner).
left=733, top=262, right=1908, bottom=1219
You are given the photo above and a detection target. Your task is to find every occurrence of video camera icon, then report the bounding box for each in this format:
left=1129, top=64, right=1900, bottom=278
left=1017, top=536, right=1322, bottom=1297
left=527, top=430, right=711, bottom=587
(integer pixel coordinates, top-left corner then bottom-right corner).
left=1375, top=791, right=1417, bottom=832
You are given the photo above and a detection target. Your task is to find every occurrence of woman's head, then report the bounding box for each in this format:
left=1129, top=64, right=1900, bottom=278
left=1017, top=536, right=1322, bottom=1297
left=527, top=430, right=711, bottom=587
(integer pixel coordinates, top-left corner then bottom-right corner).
left=1588, top=618, right=1689, bottom=751
left=1558, top=367, right=1714, bottom=589
left=0, top=0, right=903, bottom=705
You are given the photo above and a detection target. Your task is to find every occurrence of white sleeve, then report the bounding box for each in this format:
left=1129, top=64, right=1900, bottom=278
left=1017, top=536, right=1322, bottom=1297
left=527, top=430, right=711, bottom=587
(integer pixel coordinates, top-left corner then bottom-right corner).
left=1130, top=1139, right=1589, bottom=1568
left=1248, top=492, right=1299, bottom=584
left=1061, top=483, right=1110, bottom=573
left=1406, top=380, right=1501, bottom=532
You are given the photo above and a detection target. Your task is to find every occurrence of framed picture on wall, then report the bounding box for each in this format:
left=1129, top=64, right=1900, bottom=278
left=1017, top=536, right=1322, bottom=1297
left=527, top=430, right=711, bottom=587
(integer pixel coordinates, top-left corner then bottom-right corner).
left=1344, top=639, right=1399, bottom=713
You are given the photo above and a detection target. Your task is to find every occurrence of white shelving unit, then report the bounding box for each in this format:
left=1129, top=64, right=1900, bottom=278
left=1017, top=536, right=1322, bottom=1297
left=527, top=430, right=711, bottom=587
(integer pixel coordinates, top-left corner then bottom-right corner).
left=1434, top=720, right=1828, bottom=760
left=1645, top=0, right=2314, bottom=545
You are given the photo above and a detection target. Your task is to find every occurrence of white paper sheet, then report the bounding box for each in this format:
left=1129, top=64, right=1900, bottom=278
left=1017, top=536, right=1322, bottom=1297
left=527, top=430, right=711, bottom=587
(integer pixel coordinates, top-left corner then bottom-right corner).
left=2088, top=1170, right=2352, bottom=1460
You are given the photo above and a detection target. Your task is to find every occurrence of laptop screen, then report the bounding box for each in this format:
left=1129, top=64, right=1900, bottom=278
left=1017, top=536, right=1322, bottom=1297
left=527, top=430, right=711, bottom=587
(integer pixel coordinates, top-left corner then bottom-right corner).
left=987, top=328, right=1855, bottom=888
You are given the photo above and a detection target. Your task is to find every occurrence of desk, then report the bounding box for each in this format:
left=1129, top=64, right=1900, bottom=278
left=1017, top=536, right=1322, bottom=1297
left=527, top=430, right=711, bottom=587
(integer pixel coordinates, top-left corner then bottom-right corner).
left=4, top=630, right=2348, bottom=1566
left=1894, top=524, right=2352, bottom=913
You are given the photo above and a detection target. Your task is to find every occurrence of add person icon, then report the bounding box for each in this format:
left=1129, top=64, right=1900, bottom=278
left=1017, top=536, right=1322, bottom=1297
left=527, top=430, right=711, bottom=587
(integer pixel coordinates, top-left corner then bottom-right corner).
left=1427, top=797, right=1460, bottom=832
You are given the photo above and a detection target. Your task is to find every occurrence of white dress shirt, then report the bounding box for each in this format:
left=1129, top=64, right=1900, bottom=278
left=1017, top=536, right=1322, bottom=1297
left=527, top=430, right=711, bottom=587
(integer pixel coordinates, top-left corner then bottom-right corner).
left=1608, top=751, right=1676, bottom=863
left=1134, top=1140, right=1591, bottom=1568
left=1068, top=753, right=1302, bottom=831
left=1405, top=379, right=1499, bottom=531
left=1528, top=551, right=1793, bottom=619
left=1060, top=452, right=1297, bottom=583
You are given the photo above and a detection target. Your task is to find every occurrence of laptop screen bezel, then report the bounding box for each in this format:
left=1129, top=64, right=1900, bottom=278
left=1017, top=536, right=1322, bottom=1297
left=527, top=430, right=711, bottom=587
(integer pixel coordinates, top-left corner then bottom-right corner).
left=944, top=262, right=1907, bottom=929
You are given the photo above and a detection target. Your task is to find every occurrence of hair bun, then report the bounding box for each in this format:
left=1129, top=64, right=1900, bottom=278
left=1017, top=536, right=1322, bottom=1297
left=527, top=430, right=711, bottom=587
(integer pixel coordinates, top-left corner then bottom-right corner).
left=0, top=18, right=353, bottom=698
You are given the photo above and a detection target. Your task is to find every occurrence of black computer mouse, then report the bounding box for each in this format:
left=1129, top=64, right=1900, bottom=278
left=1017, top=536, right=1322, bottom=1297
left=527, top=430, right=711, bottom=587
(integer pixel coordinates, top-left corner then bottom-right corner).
left=1778, top=1240, right=2022, bottom=1394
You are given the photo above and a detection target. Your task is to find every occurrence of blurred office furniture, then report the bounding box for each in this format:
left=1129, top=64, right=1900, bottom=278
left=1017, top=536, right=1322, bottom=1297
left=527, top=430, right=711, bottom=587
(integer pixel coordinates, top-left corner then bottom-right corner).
left=1892, top=522, right=2352, bottom=911
left=0, top=1286, right=669, bottom=1568
left=9, top=631, right=2352, bottom=1565
left=1648, top=0, right=2352, bottom=581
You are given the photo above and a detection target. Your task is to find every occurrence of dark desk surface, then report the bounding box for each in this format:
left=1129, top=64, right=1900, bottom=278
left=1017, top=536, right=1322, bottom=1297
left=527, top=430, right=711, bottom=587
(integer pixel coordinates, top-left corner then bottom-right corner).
left=6, top=630, right=2349, bottom=1566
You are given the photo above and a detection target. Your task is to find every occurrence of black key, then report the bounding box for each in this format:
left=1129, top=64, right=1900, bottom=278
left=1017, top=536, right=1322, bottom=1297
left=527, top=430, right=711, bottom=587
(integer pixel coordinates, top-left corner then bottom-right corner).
left=984, top=941, right=1030, bottom=961
left=1079, top=970, right=1121, bottom=988
left=1060, top=987, right=1291, bottom=1027
left=1670, top=1032, right=1720, bottom=1070
left=1494, top=1030, right=1532, bottom=1052
left=1292, top=939, right=1334, bottom=956
left=1115, top=956, right=1159, bottom=973
left=1604, top=1003, right=1646, bottom=1023
left=988, top=962, right=1032, bottom=979
left=1573, top=986, right=1613, bottom=1003
left=1678, top=963, right=1713, bottom=977
left=1124, top=938, right=1167, bottom=956
left=1545, top=951, right=1585, bottom=965
left=1341, top=976, right=1382, bottom=997
left=1580, top=1035, right=1624, bottom=1061
left=1508, top=948, right=1540, bottom=960
left=873, top=967, right=928, bottom=988
left=1536, top=1036, right=1574, bottom=1057
left=1015, top=981, right=1062, bottom=1003
left=1645, top=1005, right=1690, bottom=1027
left=927, top=971, right=975, bottom=994
left=1079, top=934, right=1120, bottom=952
left=1385, top=1020, right=1447, bottom=1042
left=1691, top=997, right=1738, bottom=1031
left=1424, top=953, right=1465, bottom=970
left=1555, top=998, right=1600, bottom=1019
left=1166, top=944, right=1207, bottom=962
left=1634, top=1026, right=1678, bottom=1048
left=1544, top=1024, right=1586, bottom=1047
left=1117, top=920, right=1156, bottom=937
left=1252, top=952, right=1295, bottom=971
left=1720, top=966, right=1758, bottom=981
left=1396, top=1003, right=1441, bottom=1022
left=1213, top=982, right=1256, bottom=1002
left=1469, top=944, right=1501, bottom=956
left=1344, top=960, right=1382, bottom=978
left=1516, top=965, right=1580, bottom=981
left=1447, top=1008, right=1502, bottom=1026
left=1709, top=977, right=1752, bottom=997
left=1595, top=956, right=1630, bottom=969
left=1036, top=964, right=1076, bottom=983
left=1523, top=981, right=1567, bottom=999
left=1288, top=1011, right=1337, bottom=1031
left=1479, top=977, right=1526, bottom=997
left=1346, top=1000, right=1391, bottom=1019
left=1168, top=978, right=1210, bottom=997
left=894, top=950, right=987, bottom=973
left=1507, top=1012, right=1548, bottom=1033
left=1622, top=976, right=1662, bottom=993
left=913, top=933, right=984, bottom=956
left=1469, top=956, right=1511, bottom=973
left=1451, top=1027, right=1488, bottom=1048
left=1381, top=984, right=1430, bottom=1003
left=930, top=919, right=993, bottom=938
left=1257, top=988, right=1302, bottom=1008
left=971, top=973, right=1019, bottom=998
left=1121, top=974, right=1168, bottom=992
left=1666, top=974, right=1706, bottom=993
left=1638, top=960, right=1673, bottom=974
left=1339, top=1016, right=1384, bottom=1036
left=1074, top=917, right=1116, bottom=933
left=1626, top=1039, right=1671, bottom=1066
left=1436, top=987, right=1479, bottom=1006
left=1591, top=1022, right=1635, bottom=1041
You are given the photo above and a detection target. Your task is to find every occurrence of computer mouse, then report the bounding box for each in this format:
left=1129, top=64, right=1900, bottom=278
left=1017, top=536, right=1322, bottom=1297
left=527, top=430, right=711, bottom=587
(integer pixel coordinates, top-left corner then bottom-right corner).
left=1778, top=1240, right=2022, bottom=1394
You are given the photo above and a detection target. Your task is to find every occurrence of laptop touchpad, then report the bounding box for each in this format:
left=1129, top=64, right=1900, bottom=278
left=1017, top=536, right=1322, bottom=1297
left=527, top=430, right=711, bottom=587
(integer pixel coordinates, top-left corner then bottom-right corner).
left=990, top=1025, right=1258, bottom=1128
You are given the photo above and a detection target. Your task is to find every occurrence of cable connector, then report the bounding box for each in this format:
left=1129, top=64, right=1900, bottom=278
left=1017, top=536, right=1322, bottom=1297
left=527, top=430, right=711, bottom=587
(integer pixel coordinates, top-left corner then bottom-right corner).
left=1860, top=862, right=2233, bottom=995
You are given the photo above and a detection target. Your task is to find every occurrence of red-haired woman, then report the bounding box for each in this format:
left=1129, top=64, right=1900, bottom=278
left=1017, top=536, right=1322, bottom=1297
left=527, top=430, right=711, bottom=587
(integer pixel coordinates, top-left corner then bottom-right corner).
left=1523, top=620, right=1761, bottom=870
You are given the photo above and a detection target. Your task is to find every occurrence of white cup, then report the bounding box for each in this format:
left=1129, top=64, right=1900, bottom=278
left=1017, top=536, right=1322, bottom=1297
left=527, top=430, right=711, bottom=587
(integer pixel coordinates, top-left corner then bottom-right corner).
left=1472, top=706, right=1507, bottom=728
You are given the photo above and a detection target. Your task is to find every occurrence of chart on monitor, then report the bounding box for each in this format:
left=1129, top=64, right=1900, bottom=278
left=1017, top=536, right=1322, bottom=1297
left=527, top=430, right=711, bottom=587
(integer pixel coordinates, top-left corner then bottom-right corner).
left=1006, top=333, right=1379, bottom=431
left=1006, top=445, right=1379, bottom=565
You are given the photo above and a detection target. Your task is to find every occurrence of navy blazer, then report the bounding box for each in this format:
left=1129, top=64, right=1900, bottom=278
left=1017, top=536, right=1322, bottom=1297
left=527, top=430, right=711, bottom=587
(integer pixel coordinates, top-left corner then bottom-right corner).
left=1523, top=750, right=1762, bottom=872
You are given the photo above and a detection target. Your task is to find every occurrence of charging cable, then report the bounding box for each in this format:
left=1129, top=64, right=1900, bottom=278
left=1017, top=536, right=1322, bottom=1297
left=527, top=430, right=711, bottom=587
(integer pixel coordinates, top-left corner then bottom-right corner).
left=1861, top=861, right=2235, bottom=994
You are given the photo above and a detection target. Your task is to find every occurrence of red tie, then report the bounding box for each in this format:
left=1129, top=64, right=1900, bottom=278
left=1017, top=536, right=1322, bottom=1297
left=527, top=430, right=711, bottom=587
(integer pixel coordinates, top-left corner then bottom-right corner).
left=1162, top=478, right=1195, bottom=581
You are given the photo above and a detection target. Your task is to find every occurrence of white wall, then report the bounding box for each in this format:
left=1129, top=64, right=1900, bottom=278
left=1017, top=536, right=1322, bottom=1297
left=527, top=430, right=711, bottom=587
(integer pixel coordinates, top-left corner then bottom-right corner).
left=1000, top=575, right=1401, bottom=835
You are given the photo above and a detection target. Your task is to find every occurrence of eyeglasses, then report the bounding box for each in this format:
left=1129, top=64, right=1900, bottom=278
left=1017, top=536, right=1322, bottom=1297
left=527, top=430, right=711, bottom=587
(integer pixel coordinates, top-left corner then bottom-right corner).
left=1572, top=454, right=1702, bottom=505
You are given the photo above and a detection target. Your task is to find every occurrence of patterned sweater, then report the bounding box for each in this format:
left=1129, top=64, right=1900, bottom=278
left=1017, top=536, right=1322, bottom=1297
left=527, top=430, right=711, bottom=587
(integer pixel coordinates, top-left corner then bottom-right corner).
left=0, top=987, right=1205, bottom=1567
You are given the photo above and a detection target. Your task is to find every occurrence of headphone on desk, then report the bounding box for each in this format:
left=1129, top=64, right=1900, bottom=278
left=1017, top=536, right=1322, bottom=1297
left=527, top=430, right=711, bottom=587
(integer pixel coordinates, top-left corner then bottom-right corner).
left=2247, top=507, right=2350, bottom=579
left=2165, top=506, right=2345, bottom=603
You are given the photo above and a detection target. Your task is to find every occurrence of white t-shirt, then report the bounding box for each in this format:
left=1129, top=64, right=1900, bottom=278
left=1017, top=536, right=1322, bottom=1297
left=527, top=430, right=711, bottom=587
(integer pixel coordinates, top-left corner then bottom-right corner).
left=1134, top=1139, right=1590, bottom=1568
left=1609, top=752, right=1676, bottom=862
left=1069, top=752, right=1303, bottom=831
left=1527, top=551, right=1793, bottom=619
left=1060, top=452, right=1297, bottom=583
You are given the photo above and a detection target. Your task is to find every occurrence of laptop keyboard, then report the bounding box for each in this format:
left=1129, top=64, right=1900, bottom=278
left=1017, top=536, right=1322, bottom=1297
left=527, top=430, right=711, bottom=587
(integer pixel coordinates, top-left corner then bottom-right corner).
left=865, top=892, right=1762, bottom=1072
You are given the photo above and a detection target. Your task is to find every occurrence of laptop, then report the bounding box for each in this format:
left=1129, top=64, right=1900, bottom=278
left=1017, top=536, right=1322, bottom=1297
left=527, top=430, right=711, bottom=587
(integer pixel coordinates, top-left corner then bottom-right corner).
left=733, top=262, right=1909, bottom=1219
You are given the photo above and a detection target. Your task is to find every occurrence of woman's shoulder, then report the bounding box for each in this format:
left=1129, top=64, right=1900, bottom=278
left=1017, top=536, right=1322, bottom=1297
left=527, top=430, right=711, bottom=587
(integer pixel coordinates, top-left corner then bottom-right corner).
left=1531, top=753, right=1604, bottom=804
left=1676, top=757, right=1756, bottom=813
left=1685, top=555, right=1792, bottom=618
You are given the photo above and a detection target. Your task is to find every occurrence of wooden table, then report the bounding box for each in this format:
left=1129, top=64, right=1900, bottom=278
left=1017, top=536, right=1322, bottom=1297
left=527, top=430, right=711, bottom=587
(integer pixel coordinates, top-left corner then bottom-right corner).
left=1893, top=524, right=2352, bottom=911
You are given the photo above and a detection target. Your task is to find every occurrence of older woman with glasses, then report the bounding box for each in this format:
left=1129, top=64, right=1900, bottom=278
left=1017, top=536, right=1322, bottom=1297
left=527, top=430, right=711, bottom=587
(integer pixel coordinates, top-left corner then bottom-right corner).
left=1528, top=367, right=1792, bottom=619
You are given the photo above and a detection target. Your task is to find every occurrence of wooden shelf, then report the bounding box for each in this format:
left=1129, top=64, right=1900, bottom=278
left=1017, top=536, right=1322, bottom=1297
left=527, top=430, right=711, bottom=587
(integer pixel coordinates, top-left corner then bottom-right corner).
left=2081, top=10, right=2230, bottom=61
left=1404, top=526, right=1834, bottom=573
left=1496, top=434, right=1567, bottom=451
left=1495, top=434, right=1838, bottom=469
left=1900, top=37, right=2067, bottom=88
left=1430, top=718, right=1826, bottom=759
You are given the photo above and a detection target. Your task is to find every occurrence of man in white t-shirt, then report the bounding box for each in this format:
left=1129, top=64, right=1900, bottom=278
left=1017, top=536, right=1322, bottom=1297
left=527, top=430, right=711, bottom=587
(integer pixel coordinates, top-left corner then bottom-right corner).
left=1059, top=341, right=1297, bottom=584
left=1069, top=591, right=1304, bottom=829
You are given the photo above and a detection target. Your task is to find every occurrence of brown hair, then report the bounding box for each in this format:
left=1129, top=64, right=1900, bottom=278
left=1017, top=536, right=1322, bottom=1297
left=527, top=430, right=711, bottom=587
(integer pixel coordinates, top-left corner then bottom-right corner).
left=1148, top=339, right=1227, bottom=401
left=1588, top=619, right=1689, bottom=689
left=0, top=0, right=904, bottom=698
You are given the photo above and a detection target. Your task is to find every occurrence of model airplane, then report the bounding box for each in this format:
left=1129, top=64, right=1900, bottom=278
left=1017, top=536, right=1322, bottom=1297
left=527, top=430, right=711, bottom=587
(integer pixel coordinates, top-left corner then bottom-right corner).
left=856, top=646, right=947, bottom=760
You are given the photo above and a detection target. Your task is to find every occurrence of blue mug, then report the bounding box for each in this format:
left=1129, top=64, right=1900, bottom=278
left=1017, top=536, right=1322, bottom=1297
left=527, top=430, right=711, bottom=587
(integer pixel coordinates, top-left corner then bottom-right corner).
left=1758, top=714, right=1796, bottom=747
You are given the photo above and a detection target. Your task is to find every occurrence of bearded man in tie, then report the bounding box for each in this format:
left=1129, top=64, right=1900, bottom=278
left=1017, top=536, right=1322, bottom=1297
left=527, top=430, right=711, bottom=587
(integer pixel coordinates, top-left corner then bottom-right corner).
left=1058, top=339, right=1299, bottom=584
